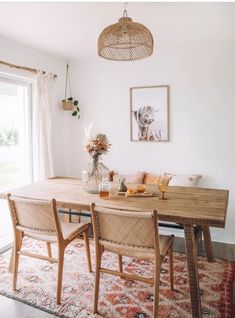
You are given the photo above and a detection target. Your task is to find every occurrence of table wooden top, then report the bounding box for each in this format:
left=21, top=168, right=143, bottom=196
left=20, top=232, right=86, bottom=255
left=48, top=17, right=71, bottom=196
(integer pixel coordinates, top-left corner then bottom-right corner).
left=0, top=177, right=229, bottom=227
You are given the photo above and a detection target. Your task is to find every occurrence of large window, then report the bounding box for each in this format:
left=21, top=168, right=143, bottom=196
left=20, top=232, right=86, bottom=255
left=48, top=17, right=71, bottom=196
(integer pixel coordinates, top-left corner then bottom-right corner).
left=0, top=75, right=33, bottom=252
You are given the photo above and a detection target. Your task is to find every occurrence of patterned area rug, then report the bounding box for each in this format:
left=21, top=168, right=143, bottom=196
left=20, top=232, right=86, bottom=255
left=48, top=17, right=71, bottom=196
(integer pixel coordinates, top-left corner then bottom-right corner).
left=0, top=238, right=234, bottom=318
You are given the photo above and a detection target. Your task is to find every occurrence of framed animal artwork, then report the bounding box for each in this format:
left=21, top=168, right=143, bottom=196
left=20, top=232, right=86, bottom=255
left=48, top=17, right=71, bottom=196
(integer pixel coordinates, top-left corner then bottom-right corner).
left=130, top=85, right=169, bottom=142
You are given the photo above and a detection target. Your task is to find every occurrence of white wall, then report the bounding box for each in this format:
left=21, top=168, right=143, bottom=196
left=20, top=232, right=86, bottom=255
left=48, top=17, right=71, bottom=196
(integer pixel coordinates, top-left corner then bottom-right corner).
left=67, top=45, right=235, bottom=244
left=0, top=35, right=67, bottom=176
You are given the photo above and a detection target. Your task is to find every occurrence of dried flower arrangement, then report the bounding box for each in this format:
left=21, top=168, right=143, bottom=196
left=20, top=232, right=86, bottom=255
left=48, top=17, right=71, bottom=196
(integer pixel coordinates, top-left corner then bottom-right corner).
left=85, top=133, right=111, bottom=161
left=83, top=125, right=111, bottom=191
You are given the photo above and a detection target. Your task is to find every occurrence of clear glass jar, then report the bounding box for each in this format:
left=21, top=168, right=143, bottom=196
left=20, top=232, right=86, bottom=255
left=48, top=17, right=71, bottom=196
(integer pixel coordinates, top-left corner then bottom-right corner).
left=82, top=158, right=109, bottom=194
left=99, top=177, right=110, bottom=199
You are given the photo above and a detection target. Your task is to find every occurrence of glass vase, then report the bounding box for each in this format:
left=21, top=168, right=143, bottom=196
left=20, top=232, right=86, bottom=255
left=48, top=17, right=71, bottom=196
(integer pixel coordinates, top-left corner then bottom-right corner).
left=82, top=158, right=109, bottom=194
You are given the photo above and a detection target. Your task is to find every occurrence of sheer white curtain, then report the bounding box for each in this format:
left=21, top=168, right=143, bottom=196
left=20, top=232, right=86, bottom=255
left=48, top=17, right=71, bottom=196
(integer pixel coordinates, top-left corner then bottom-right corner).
left=33, top=71, right=54, bottom=181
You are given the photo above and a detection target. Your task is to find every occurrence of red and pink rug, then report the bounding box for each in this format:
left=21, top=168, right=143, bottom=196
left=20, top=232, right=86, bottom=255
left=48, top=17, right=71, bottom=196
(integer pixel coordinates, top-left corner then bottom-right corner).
left=0, top=238, right=234, bottom=317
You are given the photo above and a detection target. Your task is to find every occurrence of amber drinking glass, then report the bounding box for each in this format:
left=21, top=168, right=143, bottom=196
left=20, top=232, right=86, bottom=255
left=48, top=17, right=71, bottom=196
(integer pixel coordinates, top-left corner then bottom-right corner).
left=158, top=176, right=171, bottom=200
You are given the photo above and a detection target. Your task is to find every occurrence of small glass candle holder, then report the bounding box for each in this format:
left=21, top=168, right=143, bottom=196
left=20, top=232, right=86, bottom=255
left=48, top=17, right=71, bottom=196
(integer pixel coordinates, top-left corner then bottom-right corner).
left=99, top=177, right=110, bottom=199
left=158, top=176, right=171, bottom=200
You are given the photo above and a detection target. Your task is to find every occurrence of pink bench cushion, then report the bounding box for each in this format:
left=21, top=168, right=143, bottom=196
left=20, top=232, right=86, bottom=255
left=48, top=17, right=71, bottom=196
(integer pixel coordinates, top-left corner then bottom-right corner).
left=143, top=173, right=161, bottom=185
left=113, top=171, right=145, bottom=184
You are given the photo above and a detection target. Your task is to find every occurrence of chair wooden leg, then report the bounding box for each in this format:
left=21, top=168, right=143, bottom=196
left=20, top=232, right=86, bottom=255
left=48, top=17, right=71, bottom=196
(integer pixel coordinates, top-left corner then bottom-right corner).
left=12, top=231, right=23, bottom=290
left=46, top=242, right=53, bottom=263
left=56, top=246, right=65, bottom=305
left=8, top=249, right=14, bottom=274
left=153, top=263, right=161, bottom=318
left=93, top=247, right=102, bottom=314
left=9, top=232, right=23, bottom=274
left=83, top=230, right=92, bottom=273
left=12, top=247, right=19, bottom=291
left=118, top=255, right=123, bottom=273
left=168, top=246, right=174, bottom=290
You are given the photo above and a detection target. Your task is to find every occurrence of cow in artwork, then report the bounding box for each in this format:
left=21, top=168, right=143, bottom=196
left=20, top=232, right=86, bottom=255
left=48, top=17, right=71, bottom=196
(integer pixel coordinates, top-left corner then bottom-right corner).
left=133, top=106, right=161, bottom=141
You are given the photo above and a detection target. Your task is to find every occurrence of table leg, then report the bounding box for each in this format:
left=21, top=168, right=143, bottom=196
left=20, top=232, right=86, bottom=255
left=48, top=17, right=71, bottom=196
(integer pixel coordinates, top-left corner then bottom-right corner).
left=184, top=224, right=202, bottom=318
left=63, top=209, right=81, bottom=223
left=201, top=226, right=215, bottom=262
left=64, top=211, right=72, bottom=222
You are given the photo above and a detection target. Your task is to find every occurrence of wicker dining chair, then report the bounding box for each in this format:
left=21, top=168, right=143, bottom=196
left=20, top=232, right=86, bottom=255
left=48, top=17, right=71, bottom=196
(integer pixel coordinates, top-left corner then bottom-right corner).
left=7, top=194, right=92, bottom=305
left=91, top=203, right=174, bottom=317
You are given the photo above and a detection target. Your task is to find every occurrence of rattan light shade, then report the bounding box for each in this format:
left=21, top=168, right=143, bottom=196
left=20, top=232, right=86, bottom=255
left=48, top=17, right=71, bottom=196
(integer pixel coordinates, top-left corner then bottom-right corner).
left=98, top=11, right=154, bottom=61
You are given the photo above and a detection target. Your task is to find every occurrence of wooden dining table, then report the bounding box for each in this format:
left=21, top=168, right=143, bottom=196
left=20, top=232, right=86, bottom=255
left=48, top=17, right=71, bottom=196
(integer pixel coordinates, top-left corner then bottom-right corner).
left=0, top=177, right=229, bottom=318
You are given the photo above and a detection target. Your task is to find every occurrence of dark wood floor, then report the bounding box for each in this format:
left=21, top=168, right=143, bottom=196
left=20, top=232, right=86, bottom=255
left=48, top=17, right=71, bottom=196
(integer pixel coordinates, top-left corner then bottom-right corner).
left=0, top=238, right=234, bottom=317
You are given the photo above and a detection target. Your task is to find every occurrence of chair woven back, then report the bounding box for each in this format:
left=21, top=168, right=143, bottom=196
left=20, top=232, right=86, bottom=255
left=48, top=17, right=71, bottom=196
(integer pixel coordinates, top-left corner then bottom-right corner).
left=91, top=204, right=160, bottom=253
left=7, top=194, right=60, bottom=236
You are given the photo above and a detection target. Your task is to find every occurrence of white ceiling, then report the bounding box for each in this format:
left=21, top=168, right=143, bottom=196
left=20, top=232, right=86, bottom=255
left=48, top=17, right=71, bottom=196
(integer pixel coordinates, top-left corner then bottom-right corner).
left=0, top=2, right=234, bottom=61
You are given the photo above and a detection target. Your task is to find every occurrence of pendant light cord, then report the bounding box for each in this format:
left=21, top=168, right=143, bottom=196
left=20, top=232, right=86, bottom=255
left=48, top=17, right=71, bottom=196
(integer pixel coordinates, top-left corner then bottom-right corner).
left=123, top=2, right=128, bottom=17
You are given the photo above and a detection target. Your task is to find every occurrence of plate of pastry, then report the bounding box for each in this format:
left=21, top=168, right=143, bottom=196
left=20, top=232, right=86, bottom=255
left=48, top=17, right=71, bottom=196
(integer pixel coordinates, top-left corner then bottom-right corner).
left=125, top=186, right=154, bottom=197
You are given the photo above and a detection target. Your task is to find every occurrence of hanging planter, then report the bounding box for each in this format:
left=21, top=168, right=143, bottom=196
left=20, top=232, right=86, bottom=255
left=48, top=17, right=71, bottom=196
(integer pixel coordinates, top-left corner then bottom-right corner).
left=61, top=64, right=80, bottom=118
left=62, top=98, right=73, bottom=111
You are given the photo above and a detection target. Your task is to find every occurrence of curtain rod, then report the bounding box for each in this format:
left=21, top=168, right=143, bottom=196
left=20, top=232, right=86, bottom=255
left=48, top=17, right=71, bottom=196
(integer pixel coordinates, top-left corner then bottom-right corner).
left=0, top=60, right=57, bottom=78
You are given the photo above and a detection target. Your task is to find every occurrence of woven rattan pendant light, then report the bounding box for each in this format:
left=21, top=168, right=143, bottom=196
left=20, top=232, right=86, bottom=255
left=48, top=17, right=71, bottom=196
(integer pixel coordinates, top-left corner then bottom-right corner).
left=98, top=9, right=154, bottom=61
